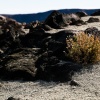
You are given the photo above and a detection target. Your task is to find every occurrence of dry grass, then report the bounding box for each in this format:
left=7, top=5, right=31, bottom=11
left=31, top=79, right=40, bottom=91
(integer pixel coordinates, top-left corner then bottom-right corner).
left=66, top=32, right=100, bottom=65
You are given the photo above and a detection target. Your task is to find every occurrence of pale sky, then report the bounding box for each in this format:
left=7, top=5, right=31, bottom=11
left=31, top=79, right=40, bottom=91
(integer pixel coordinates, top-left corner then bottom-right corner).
left=0, top=0, right=100, bottom=14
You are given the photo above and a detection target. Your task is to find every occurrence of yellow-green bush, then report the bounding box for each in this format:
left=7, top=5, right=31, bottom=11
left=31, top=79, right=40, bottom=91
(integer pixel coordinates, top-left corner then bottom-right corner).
left=66, top=33, right=100, bottom=65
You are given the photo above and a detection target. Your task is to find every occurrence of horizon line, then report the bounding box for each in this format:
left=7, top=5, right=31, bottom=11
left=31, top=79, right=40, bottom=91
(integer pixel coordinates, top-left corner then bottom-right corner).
left=0, top=8, right=99, bottom=15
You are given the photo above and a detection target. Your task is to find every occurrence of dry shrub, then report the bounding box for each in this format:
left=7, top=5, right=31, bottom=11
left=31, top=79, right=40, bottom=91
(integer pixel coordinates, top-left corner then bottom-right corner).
left=66, top=32, right=100, bottom=65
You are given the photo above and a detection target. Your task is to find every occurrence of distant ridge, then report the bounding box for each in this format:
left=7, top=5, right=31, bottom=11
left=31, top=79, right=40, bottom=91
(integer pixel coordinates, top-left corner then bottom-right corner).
left=3, top=9, right=99, bottom=23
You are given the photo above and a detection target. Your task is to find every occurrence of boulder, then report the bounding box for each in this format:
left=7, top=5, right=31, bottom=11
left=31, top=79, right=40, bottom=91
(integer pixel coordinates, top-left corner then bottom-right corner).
left=76, top=11, right=88, bottom=17
left=36, top=54, right=81, bottom=82
left=3, top=18, right=21, bottom=29
left=0, top=48, right=39, bottom=80
left=21, top=29, right=47, bottom=48
left=0, top=15, right=6, bottom=24
left=91, top=10, right=100, bottom=16
left=0, top=28, right=22, bottom=55
left=7, top=97, right=21, bottom=100
left=65, top=13, right=80, bottom=25
left=87, top=17, right=100, bottom=23
left=0, top=12, right=86, bottom=83
left=84, top=27, right=100, bottom=37
left=41, top=24, right=53, bottom=31
left=44, top=11, right=64, bottom=29
left=70, top=19, right=86, bottom=26
left=44, top=11, right=80, bottom=29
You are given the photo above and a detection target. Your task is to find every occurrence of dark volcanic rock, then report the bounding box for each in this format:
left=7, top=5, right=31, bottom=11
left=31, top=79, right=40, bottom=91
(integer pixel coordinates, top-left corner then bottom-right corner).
left=70, top=19, right=86, bottom=26
left=69, top=80, right=80, bottom=86
left=45, top=30, right=75, bottom=58
left=91, top=10, right=100, bottom=16
left=87, top=17, right=100, bottom=23
left=0, top=15, right=7, bottom=26
left=0, top=17, right=27, bottom=55
left=84, top=27, right=100, bottom=37
left=34, top=30, right=80, bottom=82
left=20, top=29, right=47, bottom=48
left=76, top=11, right=88, bottom=17
left=41, top=24, right=53, bottom=31
left=44, top=10, right=81, bottom=29
left=0, top=11, right=84, bottom=83
left=36, top=54, right=81, bottom=82
left=44, top=11, right=65, bottom=29
left=7, top=97, right=21, bottom=100
left=0, top=48, right=39, bottom=80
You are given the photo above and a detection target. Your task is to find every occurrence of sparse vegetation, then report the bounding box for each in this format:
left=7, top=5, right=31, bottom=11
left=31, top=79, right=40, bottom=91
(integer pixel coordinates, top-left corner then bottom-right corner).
left=66, top=32, right=100, bottom=65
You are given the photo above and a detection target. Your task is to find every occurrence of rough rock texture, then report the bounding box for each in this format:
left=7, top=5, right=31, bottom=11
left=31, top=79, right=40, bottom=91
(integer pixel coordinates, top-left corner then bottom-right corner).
left=0, top=63, right=100, bottom=100
left=1, top=11, right=100, bottom=83
left=0, top=48, right=39, bottom=80
left=87, top=17, right=100, bottom=23
left=84, top=27, right=100, bottom=37
left=0, top=16, right=80, bottom=82
left=44, top=10, right=83, bottom=29
left=0, top=15, right=80, bottom=82
left=0, top=10, right=100, bottom=100
left=76, top=11, right=88, bottom=17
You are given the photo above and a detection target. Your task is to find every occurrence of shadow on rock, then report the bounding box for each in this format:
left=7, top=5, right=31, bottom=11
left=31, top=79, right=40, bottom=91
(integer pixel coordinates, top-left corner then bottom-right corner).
left=35, top=53, right=82, bottom=82
left=0, top=48, right=40, bottom=81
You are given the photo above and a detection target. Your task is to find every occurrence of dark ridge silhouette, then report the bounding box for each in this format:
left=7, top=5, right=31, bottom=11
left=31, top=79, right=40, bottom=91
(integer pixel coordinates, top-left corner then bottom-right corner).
left=3, top=9, right=99, bottom=23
